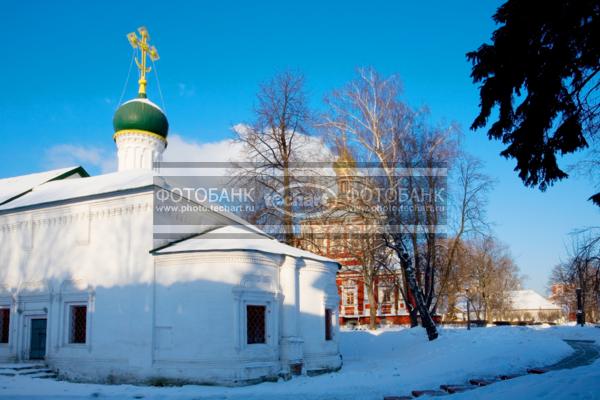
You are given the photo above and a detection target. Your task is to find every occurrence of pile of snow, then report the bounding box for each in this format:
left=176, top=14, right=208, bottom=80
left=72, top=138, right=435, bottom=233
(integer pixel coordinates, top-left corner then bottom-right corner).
left=510, top=289, right=561, bottom=311
left=0, top=326, right=583, bottom=400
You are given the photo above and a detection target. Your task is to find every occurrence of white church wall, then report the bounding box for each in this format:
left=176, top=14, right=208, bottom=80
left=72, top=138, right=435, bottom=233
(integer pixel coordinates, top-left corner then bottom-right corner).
left=150, top=251, right=282, bottom=384
left=0, top=186, right=342, bottom=384
left=0, top=190, right=157, bottom=373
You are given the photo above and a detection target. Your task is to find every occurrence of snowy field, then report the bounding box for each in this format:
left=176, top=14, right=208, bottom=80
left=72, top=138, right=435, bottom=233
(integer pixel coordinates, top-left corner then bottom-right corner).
left=0, top=325, right=598, bottom=400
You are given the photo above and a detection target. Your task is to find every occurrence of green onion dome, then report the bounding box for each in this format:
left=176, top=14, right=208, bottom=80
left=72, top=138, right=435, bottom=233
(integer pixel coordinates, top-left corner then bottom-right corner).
left=113, top=97, right=169, bottom=139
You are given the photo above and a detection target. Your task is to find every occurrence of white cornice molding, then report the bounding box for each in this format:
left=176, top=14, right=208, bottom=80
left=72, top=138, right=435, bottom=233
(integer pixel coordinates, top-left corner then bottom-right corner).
left=0, top=196, right=152, bottom=232
left=155, top=251, right=280, bottom=267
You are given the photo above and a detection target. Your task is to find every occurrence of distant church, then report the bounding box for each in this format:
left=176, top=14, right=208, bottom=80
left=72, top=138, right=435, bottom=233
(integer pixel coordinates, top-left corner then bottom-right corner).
left=299, top=151, right=411, bottom=326
left=0, top=27, right=341, bottom=385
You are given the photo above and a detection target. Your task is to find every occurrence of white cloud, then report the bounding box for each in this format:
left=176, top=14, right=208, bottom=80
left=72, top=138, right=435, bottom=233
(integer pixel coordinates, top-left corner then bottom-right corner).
left=232, top=124, right=333, bottom=162
left=45, top=144, right=117, bottom=174
left=44, top=131, right=332, bottom=176
left=165, top=128, right=333, bottom=165
left=44, top=135, right=239, bottom=177
left=163, top=134, right=244, bottom=163
left=160, top=134, right=245, bottom=176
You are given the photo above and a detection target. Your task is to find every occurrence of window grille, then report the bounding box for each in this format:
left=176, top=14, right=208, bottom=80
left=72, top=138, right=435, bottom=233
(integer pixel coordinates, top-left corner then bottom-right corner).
left=70, top=305, right=87, bottom=344
left=0, top=309, right=9, bottom=343
left=246, top=305, right=266, bottom=344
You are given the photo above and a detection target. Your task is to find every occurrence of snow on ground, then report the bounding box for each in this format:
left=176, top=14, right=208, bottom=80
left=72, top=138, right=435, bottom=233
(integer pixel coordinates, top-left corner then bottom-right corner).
left=453, top=358, right=600, bottom=400
left=0, top=326, right=594, bottom=400
left=450, top=325, right=600, bottom=400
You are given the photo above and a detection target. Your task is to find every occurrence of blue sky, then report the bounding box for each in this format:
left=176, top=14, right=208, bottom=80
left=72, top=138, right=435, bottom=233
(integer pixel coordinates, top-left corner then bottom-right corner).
left=0, top=1, right=597, bottom=292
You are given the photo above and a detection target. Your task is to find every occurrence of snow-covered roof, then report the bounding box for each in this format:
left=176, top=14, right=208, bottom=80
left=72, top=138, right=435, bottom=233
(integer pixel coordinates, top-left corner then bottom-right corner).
left=0, top=169, right=154, bottom=212
left=510, top=289, right=561, bottom=311
left=0, top=166, right=88, bottom=206
left=153, top=224, right=339, bottom=265
left=0, top=167, right=335, bottom=265
left=0, top=169, right=253, bottom=230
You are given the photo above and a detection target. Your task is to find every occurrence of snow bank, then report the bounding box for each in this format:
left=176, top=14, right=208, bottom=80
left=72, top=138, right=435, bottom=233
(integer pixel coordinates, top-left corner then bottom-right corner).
left=0, top=326, right=578, bottom=400
left=334, top=326, right=573, bottom=398
left=453, top=358, right=600, bottom=399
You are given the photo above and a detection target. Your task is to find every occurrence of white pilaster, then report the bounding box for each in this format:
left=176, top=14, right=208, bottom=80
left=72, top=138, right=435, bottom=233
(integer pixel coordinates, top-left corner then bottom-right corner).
left=279, top=256, right=304, bottom=372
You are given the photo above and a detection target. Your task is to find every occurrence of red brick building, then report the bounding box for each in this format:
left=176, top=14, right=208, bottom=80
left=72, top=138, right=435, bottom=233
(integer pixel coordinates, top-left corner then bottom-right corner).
left=299, top=156, right=413, bottom=326
left=550, top=284, right=576, bottom=321
left=335, top=271, right=414, bottom=326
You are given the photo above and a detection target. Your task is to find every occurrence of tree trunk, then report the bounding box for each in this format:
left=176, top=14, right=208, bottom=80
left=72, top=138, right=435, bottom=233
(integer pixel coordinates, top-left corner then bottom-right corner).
left=282, top=161, right=294, bottom=245
left=403, top=274, right=419, bottom=327
left=368, top=283, right=378, bottom=330
left=408, top=303, right=419, bottom=327
left=401, top=253, right=438, bottom=341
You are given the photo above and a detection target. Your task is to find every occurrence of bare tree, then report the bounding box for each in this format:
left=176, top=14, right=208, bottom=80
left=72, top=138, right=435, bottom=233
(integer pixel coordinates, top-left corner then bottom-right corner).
left=299, top=141, right=395, bottom=330
left=435, top=156, right=495, bottom=314
left=348, top=230, right=392, bottom=330
left=550, top=231, right=600, bottom=323
left=234, top=71, right=318, bottom=244
left=460, top=237, right=521, bottom=321
left=321, top=68, right=445, bottom=340
left=549, top=261, right=576, bottom=318
left=570, top=134, right=600, bottom=206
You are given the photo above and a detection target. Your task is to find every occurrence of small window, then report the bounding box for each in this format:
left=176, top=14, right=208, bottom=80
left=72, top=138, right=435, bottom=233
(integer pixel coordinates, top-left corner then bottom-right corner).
left=246, top=305, right=266, bottom=344
left=69, top=305, right=87, bottom=344
left=325, top=308, right=333, bottom=341
left=382, top=287, right=392, bottom=303
left=345, top=289, right=355, bottom=305
left=0, top=308, right=9, bottom=343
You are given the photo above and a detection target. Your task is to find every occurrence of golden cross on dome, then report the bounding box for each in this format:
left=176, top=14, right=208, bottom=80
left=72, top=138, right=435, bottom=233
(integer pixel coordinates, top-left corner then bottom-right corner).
left=127, top=27, right=160, bottom=97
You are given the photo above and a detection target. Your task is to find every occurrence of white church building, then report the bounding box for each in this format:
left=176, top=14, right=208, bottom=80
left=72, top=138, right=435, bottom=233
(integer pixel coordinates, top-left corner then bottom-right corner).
left=0, top=28, right=342, bottom=385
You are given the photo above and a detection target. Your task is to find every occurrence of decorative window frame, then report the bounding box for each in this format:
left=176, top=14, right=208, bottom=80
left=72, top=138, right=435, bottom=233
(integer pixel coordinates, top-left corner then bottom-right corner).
left=13, top=281, right=53, bottom=360
left=342, top=284, right=357, bottom=306
left=341, top=281, right=357, bottom=316
left=378, top=284, right=395, bottom=315
left=58, top=280, right=94, bottom=350
left=0, top=285, right=14, bottom=347
left=232, top=273, right=280, bottom=355
left=64, top=303, right=88, bottom=345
